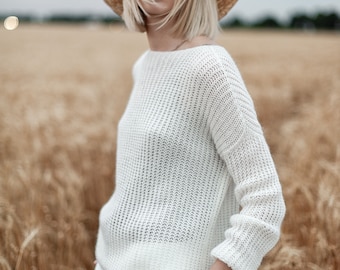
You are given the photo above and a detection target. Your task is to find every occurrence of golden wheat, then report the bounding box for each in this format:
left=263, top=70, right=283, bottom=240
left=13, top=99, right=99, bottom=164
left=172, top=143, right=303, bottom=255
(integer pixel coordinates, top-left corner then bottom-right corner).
left=0, top=24, right=339, bottom=270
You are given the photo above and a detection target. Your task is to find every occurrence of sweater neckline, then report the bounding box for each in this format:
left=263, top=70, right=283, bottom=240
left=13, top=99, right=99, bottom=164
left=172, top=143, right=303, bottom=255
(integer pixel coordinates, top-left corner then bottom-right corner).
left=146, top=44, right=222, bottom=55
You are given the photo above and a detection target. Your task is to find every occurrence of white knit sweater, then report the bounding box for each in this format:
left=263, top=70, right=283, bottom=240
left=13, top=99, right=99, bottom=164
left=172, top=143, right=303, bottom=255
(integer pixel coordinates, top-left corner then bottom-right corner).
left=95, top=45, right=286, bottom=270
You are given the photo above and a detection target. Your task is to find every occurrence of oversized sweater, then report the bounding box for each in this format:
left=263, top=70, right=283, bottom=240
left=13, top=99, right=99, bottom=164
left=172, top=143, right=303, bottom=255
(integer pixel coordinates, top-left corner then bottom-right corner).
left=95, top=45, right=286, bottom=270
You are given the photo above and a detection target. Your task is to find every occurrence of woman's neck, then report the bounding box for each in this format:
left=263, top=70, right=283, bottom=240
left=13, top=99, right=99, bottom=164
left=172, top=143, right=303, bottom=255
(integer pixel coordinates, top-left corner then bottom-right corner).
left=145, top=16, right=216, bottom=52
left=145, top=16, right=182, bottom=51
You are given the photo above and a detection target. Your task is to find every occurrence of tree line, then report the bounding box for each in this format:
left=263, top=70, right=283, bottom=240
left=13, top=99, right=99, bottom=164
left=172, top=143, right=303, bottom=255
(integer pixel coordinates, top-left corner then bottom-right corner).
left=222, top=11, right=340, bottom=31
left=1, top=11, right=339, bottom=31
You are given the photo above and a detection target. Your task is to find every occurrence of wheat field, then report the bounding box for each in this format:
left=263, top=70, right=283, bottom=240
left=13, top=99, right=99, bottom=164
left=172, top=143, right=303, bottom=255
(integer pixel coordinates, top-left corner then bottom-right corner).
left=0, top=24, right=339, bottom=270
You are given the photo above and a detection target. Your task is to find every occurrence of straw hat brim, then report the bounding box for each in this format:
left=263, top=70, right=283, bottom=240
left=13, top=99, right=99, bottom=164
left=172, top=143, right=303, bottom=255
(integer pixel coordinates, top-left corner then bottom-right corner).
left=104, top=0, right=238, bottom=20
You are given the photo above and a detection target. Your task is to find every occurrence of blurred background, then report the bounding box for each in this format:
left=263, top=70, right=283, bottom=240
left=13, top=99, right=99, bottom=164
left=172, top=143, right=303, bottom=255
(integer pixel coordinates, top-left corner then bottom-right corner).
left=0, top=1, right=339, bottom=270
left=1, top=0, right=340, bottom=30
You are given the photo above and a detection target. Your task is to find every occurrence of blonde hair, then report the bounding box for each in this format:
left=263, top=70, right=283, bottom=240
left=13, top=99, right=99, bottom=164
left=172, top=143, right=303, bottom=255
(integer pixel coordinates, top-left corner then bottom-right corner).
left=122, top=0, right=219, bottom=40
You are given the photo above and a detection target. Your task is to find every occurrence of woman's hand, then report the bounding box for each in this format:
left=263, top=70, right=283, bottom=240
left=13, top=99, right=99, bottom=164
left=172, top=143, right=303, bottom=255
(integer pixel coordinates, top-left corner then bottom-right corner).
left=209, top=259, right=232, bottom=270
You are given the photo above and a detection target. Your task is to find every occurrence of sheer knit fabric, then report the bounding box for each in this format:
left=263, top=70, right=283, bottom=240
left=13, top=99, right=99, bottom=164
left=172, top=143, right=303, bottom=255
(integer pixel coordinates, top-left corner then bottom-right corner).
left=95, top=45, right=286, bottom=270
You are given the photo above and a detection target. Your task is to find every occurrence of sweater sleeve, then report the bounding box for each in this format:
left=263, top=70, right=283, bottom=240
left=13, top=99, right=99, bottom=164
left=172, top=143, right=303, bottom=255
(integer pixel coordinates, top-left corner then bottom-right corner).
left=201, top=48, right=286, bottom=270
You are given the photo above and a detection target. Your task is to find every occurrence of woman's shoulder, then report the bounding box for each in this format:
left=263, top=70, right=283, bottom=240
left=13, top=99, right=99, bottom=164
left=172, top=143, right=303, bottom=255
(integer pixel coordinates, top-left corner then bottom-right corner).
left=197, top=44, right=232, bottom=58
left=190, top=45, right=241, bottom=81
left=132, top=51, right=149, bottom=79
left=195, top=45, right=235, bottom=66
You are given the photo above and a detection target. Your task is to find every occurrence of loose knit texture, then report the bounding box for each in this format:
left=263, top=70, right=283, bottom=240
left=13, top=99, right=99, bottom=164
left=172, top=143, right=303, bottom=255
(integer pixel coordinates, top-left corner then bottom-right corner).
left=95, top=45, right=286, bottom=270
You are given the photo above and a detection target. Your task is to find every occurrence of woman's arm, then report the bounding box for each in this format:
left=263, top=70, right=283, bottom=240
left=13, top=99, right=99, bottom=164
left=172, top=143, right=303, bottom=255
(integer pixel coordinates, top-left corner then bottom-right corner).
left=199, top=47, right=286, bottom=270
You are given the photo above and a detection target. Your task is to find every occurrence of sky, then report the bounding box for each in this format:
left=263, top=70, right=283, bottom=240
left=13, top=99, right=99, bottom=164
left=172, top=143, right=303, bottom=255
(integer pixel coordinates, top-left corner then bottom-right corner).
left=1, top=0, right=340, bottom=23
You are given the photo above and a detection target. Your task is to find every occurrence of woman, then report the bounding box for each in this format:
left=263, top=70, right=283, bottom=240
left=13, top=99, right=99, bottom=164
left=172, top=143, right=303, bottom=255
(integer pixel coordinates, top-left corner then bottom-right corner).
left=95, top=0, right=286, bottom=269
